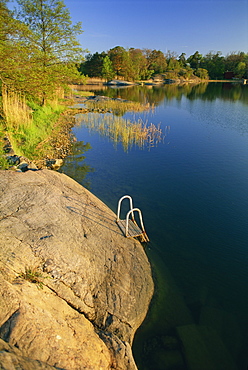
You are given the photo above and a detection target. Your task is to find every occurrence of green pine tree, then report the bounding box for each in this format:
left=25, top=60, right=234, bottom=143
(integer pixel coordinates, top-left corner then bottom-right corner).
left=102, top=55, right=115, bottom=81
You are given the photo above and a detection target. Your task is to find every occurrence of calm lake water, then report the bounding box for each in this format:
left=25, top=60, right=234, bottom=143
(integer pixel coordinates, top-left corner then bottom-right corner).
left=60, top=83, right=248, bottom=370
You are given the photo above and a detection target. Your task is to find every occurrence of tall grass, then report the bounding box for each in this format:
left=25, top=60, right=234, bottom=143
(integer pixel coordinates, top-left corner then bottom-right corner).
left=1, top=86, right=66, bottom=158
left=85, top=99, right=153, bottom=116
left=76, top=112, right=165, bottom=151
left=2, top=85, right=33, bottom=131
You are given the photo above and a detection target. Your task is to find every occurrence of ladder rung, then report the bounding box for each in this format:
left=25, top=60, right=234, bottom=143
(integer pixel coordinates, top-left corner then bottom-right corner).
left=117, top=220, right=143, bottom=238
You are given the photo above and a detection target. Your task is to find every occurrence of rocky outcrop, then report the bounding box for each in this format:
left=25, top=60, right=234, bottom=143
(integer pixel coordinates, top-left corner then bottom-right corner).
left=106, top=80, right=137, bottom=86
left=0, top=169, right=154, bottom=369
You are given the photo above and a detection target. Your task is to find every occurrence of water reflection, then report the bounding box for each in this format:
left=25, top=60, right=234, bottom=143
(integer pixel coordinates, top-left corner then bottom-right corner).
left=83, top=82, right=248, bottom=106
left=75, top=112, right=167, bottom=152
left=59, top=141, right=93, bottom=187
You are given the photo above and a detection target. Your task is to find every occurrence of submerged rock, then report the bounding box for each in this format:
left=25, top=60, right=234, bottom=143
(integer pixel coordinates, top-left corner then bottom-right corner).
left=0, top=169, right=154, bottom=369
left=176, top=324, right=238, bottom=370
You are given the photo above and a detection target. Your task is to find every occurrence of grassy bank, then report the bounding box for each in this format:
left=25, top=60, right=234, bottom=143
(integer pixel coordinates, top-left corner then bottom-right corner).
left=0, top=87, right=73, bottom=169
left=0, top=86, right=154, bottom=169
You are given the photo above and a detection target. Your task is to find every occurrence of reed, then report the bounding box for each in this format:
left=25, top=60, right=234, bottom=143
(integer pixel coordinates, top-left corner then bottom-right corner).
left=2, top=85, right=33, bottom=131
left=1, top=86, right=66, bottom=158
left=72, top=90, right=95, bottom=97
left=76, top=112, right=165, bottom=151
left=85, top=99, right=153, bottom=116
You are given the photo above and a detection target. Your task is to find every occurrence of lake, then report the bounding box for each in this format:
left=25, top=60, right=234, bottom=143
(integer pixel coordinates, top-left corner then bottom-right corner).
left=60, top=82, right=248, bottom=370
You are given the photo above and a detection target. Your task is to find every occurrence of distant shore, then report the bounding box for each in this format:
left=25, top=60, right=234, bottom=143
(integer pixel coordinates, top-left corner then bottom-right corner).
left=71, top=77, right=246, bottom=89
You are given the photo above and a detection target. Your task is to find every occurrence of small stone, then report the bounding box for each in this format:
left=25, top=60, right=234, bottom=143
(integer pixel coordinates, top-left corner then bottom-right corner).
left=18, top=162, right=29, bottom=172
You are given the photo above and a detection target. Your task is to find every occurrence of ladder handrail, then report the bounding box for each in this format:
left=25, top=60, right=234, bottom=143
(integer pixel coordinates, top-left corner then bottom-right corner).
left=117, top=195, right=134, bottom=221
left=125, top=208, right=146, bottom=237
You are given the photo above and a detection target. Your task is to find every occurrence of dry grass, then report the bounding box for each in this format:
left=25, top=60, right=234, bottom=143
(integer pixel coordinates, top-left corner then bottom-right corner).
left=2, top=85, right=33, bottom=130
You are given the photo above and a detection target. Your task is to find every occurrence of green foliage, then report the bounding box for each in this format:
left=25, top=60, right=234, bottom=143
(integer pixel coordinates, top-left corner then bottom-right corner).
left=79, top=52, right=106, bottom=77
left=2, top=87, right=67, bottom=159
left=16, top=0, right=84, bottom=62
left=178, top=53, right=187, bottom=67
left=108, top=46, right=128, bottom=78
left=145, top=49, right=167, bottom=74
left=17, top=102, right=66, bottom=157
left=0, top=0, right=86, bottom=104
left=80, top=47, right=247, bottom=82
left=200, top=52, right=225, bottom=80
left=102, top=56, right=115, bottom=81
left=129, top=48, right=149, bottom=80
left=72, top=90, right=94, bottom=97
left=195, top=68, right=209, bottom=80
left=0, top=132, right=10, bottom=169
left=235, top=61, right=246, bottom=78
left=178, top=66, right=194, bottom=80
left=187, top=51, right=203, bottom=69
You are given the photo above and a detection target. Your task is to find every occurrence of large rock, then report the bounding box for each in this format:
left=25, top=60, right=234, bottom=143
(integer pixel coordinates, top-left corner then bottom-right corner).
left=0, top=169, right=154, bottom=369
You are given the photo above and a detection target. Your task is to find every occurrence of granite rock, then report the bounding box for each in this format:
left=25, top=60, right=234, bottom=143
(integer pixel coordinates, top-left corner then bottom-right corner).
left=0, top=169, right=154, bottom=369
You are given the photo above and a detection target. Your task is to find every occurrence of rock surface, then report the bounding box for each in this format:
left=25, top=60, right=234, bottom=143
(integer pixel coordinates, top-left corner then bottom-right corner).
left=0, top=169, right=154, bottom=369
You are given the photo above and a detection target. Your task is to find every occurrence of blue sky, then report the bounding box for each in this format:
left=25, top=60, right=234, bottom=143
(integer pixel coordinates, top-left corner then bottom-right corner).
left=64, top=0, right=248, bottom=57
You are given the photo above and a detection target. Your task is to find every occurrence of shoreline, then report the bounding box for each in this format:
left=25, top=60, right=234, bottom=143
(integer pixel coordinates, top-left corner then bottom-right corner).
left=71, top=78, right=245, bottom=88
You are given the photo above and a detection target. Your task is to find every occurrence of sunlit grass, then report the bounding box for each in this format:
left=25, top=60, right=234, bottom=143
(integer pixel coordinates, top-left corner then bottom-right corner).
left=1, top=86, right=67, bottom=158
left=72, top=90, right=95, bottom=97
left=76, top=112, right=165, bottom=152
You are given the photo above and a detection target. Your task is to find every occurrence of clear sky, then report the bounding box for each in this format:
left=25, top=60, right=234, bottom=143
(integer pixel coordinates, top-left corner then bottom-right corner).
left=64, top=0, right=248, bottom=57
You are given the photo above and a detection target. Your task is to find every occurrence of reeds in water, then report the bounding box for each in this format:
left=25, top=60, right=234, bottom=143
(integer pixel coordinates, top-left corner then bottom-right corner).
left=76, top=112, right=165, bottom=151
left=85, top=99, right=152, bottom=116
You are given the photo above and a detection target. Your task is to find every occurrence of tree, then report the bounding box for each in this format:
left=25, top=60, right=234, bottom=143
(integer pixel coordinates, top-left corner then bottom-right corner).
left=178, top=53, right=187, bottom=67
left=128, top=48, right=149, bottom=80
left=164, top=50, right=178, bottom=60
left=200, top=51, right=225, bottom=79
left=80, top=52, right=106, bottom=77
left=235, top=61, right=246, bottom=78
left=15, top=0, right=86, bottom=103
left=0, top=0, right=30, bottom=90
left=108, top=46, right=127, bottom=79
left=187, top=51, right=202, bottom=70
left=178, top=66, right=194, bottom=80
left=102, top=55, right=115, bottom=81
left=167, top=57, right=180, bottom=71
left=195, top=68, right=209, bottom=79
left=145, top=49, right=167, bottom=74
left=224, top=52, right=248, bottom=78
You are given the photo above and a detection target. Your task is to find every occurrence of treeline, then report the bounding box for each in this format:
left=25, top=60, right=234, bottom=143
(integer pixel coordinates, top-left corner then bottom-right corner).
left=79, top=47, right=248, bottom=82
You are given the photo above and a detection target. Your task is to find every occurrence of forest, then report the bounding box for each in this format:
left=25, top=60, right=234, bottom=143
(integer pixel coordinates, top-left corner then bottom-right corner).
left=80, top=47, right=248, bottom=82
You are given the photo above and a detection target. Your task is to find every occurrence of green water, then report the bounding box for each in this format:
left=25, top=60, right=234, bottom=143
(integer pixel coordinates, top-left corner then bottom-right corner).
left=61, top=82, right=248, bottom=369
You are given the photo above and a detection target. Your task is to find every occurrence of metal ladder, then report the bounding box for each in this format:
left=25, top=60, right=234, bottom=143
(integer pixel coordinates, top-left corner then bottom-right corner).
left=116, top=195, right=149, bottom=242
